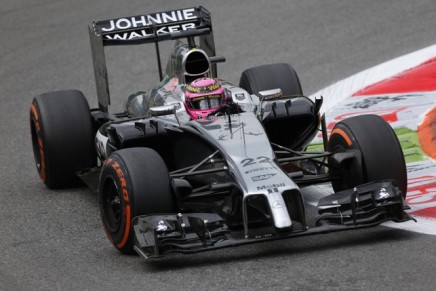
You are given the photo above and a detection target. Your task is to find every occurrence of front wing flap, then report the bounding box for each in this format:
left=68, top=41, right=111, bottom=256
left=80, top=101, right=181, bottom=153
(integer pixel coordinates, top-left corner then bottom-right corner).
left=316, top=180, right=413, bottom=226
left=132, top=180, right=414, bottom=261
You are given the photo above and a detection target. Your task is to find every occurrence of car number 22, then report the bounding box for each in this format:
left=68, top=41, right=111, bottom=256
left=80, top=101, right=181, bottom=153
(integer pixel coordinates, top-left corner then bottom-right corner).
left=240, top=156, right=272, bottom=167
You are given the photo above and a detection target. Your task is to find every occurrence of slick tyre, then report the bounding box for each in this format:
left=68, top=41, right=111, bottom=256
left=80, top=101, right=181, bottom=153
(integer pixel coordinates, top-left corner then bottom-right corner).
left=30, top=90, right=96, bottom=189
left=328, top=114, right=407, bottom=197
left=99, top=148, right=176, bottom=254
left=239, top=63, right=303, bottom=96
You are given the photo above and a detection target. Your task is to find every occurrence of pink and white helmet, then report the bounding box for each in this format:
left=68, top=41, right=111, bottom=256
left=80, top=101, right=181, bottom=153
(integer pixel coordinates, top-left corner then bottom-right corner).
left=184, top=78, right=225, bottom=119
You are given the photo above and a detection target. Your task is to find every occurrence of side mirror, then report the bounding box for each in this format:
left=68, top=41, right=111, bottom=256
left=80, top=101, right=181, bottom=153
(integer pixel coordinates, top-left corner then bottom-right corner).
left=209, top=56, right=226, bottom=64
left=258, top=88, right=282, bottom=101
left=149, top=105, right=176, bottom=117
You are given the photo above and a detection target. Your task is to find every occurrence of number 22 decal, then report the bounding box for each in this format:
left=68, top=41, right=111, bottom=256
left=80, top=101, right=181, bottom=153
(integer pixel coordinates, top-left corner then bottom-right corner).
left=241, top=156, right=271, bottom=167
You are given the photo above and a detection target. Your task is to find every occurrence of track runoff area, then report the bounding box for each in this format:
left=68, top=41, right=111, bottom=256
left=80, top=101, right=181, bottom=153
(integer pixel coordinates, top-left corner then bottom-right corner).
left=308, top=44, right=436, bottom=235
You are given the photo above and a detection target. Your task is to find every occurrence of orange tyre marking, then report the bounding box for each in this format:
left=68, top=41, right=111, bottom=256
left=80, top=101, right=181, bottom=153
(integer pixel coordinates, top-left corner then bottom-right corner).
left=31, top=103, right=39, bottom=120
left=330, top=128, right=353, bottom=146
left=110, top=161, right=132, bottom=249
left=116, top=205, right=131, bottom=249
left=38, top=138, right=46, bottom=182
left=418, top=105, right=436, bottom=160
left=31, top=104, right=41, bottom=133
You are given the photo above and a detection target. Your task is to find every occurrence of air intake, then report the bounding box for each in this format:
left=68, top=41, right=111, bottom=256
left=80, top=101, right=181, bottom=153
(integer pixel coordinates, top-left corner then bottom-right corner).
left=183, top=49, right=211, bottom=82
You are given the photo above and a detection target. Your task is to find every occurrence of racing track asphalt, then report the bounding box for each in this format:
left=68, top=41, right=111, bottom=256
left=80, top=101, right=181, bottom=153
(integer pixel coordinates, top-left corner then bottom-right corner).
left=1, top=1, right=436, bottom=290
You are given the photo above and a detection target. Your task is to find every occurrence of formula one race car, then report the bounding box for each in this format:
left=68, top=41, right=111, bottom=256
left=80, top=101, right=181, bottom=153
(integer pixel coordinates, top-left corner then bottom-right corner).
left=30, top=7, right=414, bottom=260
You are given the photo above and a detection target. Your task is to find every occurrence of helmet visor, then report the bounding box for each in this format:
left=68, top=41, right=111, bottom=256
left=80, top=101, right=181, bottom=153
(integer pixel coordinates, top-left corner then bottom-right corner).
left=188, top=94, right=223, bottom=110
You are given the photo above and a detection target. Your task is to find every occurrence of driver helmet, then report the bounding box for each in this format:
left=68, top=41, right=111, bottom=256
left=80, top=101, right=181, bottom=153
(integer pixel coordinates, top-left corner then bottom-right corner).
left=184, top=78, right=225, bottom=119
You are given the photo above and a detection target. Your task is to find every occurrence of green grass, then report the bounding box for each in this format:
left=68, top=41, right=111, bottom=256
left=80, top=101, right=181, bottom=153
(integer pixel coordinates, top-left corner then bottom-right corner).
left=305, top=127, right=425, bottom=164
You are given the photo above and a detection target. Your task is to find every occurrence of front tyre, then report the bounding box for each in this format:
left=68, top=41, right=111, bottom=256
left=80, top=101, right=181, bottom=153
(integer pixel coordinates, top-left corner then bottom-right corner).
left=99, top=148, right=176, bottom=254
left=30, top=90, right=96, bottom=189
left=328, top=114, right=407, bottom=197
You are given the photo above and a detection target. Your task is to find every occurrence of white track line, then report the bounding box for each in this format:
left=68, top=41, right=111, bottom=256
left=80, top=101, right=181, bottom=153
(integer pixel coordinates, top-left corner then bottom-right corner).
left=309, top=44, right=436, bottom=114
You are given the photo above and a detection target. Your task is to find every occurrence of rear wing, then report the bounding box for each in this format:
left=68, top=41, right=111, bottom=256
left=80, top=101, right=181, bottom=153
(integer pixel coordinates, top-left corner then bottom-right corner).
left=88, top=6, right=216, bottom=112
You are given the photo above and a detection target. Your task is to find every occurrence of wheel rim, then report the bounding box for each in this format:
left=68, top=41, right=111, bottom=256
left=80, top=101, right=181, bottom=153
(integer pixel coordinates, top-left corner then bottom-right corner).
left=102, top=178, right=122, bottom=233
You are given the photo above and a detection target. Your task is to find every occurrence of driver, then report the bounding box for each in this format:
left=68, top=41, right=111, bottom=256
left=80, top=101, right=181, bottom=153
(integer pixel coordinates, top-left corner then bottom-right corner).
left=184, top=78, right=225, bottom=119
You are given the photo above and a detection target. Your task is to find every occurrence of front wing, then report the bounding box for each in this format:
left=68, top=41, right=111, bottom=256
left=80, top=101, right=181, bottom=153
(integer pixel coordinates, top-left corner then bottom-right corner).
left=132, top=180, right=414, bottom=261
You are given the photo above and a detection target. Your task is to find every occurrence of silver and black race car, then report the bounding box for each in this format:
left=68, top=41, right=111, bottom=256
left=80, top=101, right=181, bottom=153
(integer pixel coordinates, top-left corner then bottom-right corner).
left=30, top=6, right=414, bottom=261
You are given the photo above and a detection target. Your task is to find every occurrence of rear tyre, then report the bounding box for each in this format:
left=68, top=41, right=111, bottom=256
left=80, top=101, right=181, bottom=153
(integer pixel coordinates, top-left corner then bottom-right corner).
left=99, top=148, right=176, bottom=254
left=239, top=63, right=303, bottom=96
left=328, top=115, right=407, bottom=197
left=30, top=90, right=96, bottom=189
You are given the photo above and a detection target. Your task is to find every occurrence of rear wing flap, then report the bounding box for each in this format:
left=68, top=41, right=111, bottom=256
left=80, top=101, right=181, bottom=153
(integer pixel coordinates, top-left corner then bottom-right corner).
left=88, top=6, right=216, bottom=112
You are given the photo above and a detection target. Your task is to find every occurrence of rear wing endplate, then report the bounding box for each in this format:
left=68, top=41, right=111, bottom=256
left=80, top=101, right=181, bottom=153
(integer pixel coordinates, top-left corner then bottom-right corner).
left=88, top=6, right=215, bottom=112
